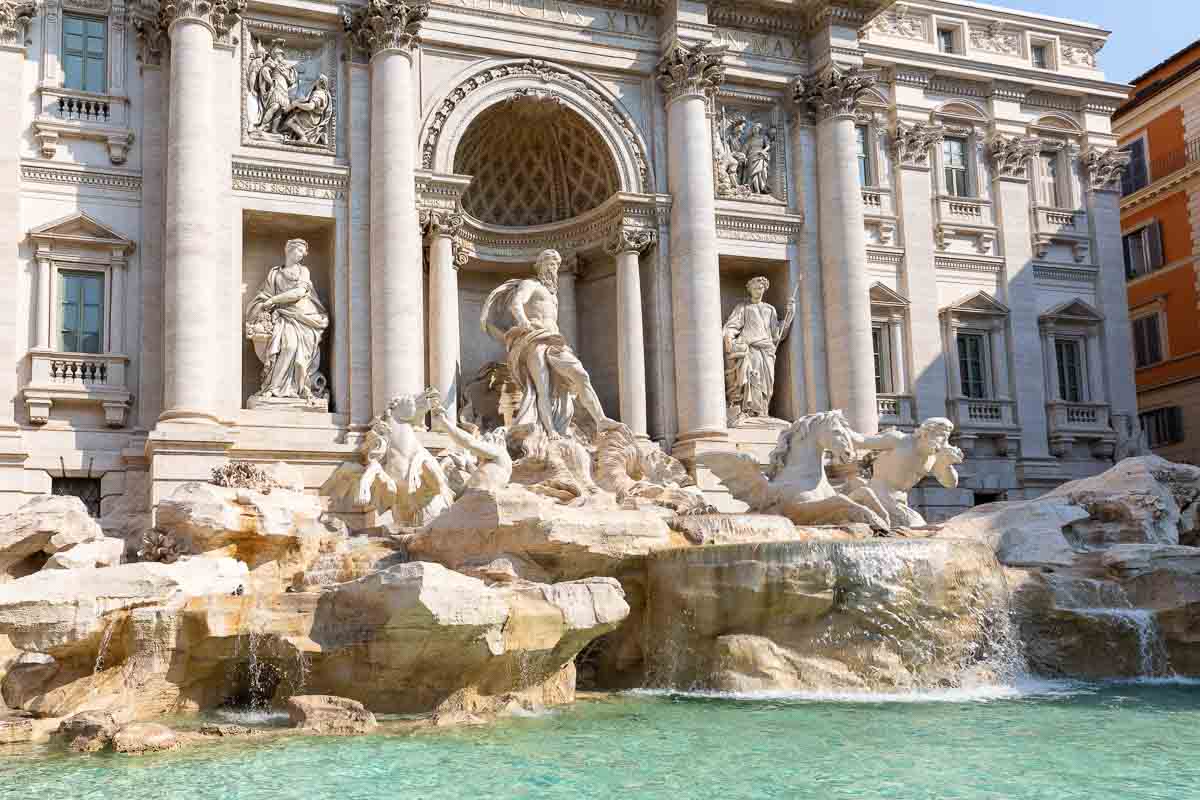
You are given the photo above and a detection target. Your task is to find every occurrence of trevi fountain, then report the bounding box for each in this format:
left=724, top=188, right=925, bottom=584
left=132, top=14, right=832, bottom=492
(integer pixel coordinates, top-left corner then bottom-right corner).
left=0, top=0, right=1197, bottom=797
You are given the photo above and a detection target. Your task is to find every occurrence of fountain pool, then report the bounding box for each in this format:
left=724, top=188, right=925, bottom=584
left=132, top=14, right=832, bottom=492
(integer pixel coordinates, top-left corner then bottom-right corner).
left=2, top=682, right=1198, bottom=799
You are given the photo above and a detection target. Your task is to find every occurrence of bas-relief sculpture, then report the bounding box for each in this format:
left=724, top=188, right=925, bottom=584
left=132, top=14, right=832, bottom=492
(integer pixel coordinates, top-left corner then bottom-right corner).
left=723, top=276, right=796, bottom=426
left=244, top=239, right=330, bottom=410
left=481, top=249, right=616, bottom=442
left=715, top=109, right=776, bottom=198
left=246, top=36, right=333, bottom=148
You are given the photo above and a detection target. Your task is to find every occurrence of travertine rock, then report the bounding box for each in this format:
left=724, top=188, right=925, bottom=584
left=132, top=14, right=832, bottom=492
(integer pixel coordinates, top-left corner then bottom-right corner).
left=407, top=486, right=683, bottom=581
left=156, top=482, right=346, bottom=593
left=642, top=539, right=1012, bottom=692
left=666, top=514, right=871, bottom=546
left=936, top=499, right=1084, bottom=566
left=0, top=495, right=105, bottom=581
left=1, top=652, right=57, bottom=709
left=57, top=708, right=133, bottom=752
left=44, top=537, right=125, bottom=570
left=287, top=695, right=377, bottom=735
left=112, top=722, right=180, bottom=753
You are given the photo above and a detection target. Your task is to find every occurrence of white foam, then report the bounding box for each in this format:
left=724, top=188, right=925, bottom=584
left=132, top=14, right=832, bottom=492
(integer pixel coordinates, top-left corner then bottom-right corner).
left=628, top=678, right=1089, bottom=704
left=211, top=708, right=291, bottom=726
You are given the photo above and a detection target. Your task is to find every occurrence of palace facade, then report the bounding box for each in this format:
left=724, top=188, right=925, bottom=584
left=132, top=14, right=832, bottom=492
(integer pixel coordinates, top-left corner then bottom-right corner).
left=0, top=0, right=1138, bottom=521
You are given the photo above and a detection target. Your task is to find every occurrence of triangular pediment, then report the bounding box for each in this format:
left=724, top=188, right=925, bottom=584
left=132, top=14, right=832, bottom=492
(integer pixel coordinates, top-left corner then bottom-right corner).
left=869, top=282, right=909, bottom=308
left=29, top=212, right=135, bottom=252
left=1040, top=298, right=1104, bottom=324
left=941, top=290, right=1009, bottom=317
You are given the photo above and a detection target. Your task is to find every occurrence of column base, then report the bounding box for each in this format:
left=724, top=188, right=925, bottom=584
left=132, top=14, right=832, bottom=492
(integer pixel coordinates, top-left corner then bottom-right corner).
left=158, top=408, right=226, bottom=425
left=145, top=422, right=235, bottom=510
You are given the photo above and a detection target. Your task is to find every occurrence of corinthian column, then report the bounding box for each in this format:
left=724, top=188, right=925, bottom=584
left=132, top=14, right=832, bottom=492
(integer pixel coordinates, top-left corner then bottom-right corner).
left=421, top=209, right=465, bottom=426
left=159, top=0, right=245, bottom=424
left=793, top=65, right=880, bottom=434
left=346, top=1, right=429, bottom=413
left=658, top=41, right=727, bottom=444
left=605, top=225, right=656, bottom=437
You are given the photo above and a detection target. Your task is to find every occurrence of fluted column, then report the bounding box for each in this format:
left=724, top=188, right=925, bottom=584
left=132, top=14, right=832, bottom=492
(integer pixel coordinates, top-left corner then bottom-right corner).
left=658, top=41, right=727, bottom=443
left=159, top=0, right=244, bottom=424
left=422, top=209, right=465, bottom=426
left=346, top=1, right=429, bottom=413
left=606, top=225, right=656, bottom=437
left=793, top=65, right=880, bottom=434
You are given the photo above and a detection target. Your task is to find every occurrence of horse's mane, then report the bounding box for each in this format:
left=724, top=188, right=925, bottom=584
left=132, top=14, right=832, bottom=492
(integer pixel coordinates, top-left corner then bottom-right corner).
left=766, top=410, right=847, bottom=478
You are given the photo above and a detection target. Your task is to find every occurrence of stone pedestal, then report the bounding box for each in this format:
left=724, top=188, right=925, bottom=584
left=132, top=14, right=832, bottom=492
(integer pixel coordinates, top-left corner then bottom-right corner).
left=659, top=42, right=729, bottom=445
left=795, top=66, right=880, bottom=435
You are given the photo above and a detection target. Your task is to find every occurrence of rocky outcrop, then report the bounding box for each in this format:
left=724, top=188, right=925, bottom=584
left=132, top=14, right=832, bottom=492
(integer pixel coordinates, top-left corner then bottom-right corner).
left=112, top=722, right=180, bottom=753
left=287, top=695, right=377, bottom=735
left=642, top=539, right=1013, bottom=692
left=44, top=537, right=125, bottom=570
left=57, top=709, right=133, bottom=752
left=156, top=482, right=348, bottom=593
left=938, top=457, right=1200, bottom=679
left=666, top=514, right=871, bottom=546
left=0, top=495, right=106, bottom=581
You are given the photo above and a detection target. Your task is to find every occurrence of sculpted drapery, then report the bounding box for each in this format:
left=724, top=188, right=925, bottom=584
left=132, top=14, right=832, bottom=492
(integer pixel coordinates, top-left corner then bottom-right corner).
left=245, top=239, right=330, bottom=402
left=723, top=276, right=795, bottom=423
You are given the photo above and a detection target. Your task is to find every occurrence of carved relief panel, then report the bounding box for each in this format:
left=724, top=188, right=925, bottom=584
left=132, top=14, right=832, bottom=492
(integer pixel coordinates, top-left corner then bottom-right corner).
left=241, top=19, right=338, bottom=156
left=711, top=91, right=786, bottom=204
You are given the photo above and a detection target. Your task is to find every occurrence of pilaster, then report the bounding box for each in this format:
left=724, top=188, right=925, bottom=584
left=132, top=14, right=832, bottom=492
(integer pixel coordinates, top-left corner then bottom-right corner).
left=606, top=225, right=656, bottom=437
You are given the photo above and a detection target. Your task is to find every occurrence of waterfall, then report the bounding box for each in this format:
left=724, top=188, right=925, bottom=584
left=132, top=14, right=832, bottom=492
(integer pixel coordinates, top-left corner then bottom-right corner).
left=1074, top=607, right=1172, bottom=678
left=93, top=618, right=117, bottom=675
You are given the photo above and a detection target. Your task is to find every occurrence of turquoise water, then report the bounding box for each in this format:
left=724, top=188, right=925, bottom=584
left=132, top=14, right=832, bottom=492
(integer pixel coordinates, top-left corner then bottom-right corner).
left=3, top=682, right=1199, bottom=800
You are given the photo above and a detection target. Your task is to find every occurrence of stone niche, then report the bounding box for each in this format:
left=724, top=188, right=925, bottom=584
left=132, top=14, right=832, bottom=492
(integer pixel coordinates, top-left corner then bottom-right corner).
left=240, top=211, right=336, bottom=412
left=718, top=257, right=796, bottom=423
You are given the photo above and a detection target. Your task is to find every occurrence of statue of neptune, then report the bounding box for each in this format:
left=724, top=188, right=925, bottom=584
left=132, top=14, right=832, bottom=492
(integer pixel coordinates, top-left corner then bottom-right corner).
left=481, top=249, right=615, bottom=440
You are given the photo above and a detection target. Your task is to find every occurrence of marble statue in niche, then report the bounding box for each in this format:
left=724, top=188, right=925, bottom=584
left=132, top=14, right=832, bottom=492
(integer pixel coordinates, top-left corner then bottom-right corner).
left=715, top=108, right=776, bottom=198
left=723, top=276, right=796, bottom=425
left=481, top=249, right=617, bottom=442
left=247, top=36, right=333, bottom=147
left=245, top=238, right=330, bottom=410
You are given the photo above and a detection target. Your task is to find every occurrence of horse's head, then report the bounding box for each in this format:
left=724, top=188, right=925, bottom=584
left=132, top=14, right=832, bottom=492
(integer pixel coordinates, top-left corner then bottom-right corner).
left=819, top=411, right=857, bottom=466
left=767, top=410, right=857, bottom=476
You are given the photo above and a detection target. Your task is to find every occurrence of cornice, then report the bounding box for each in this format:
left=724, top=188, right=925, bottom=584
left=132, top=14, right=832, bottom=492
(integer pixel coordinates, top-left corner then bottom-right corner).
left=21, top=162, right=143, bottom=192
left=1119, top=162, right=1200, bottom=214
left=231, top=159, right=349, bottom=200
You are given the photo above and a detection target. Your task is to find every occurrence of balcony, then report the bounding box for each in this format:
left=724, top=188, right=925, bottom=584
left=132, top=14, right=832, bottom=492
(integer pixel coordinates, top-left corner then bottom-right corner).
left=1123, top=136, right=1200, bottom=197
left=933, top=195, right=997, bottom=255
left=23, top=350, right=131, bottom=427
left=877, top=394, right=915, bottom=429
left=1046, top=401, right=1116, bottom=458
left=862, top=187, right=898, bottom=246
left=1032, top=206, right=1090, bottom=262
left=946, top=397, right=1018, bottom=455
left=33, top=86, right=135, bottom=165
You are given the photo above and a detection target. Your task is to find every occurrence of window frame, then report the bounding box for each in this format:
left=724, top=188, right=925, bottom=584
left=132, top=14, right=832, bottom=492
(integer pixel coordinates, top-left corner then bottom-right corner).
left=956, top=329, right=991, bottom=399
left=1140, top=406, right=1184, bottom=449
left=937, top=26, right=958, bottom=54
left=1036, top=149, right=1064, bottom=208
left=871, top=322, right=893, bottom=395
left=1131, top=310, right=1166, bottom=369
left=1123, top=220, right=1164, bottom=280
left=1120, top=135, right=1150, bottom=195
left=942, top=135, right=972, bottom=198
left=51, top=262, right=110, bottom=356
left=1029, top=37, right=1056, bottom=70
left=1053, top=336, right=1087, bottom=403
left=61, top=13, right=108, bottom=95
left=855, top=124, right=873, bottom=187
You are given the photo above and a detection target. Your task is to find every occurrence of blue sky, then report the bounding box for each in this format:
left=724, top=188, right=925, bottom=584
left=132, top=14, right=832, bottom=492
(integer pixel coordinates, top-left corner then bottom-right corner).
left=989, top=0, right=1198, bottom=83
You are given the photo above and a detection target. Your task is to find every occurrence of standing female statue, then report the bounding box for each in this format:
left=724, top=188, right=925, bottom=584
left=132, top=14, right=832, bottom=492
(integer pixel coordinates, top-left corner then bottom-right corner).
left=245, top=238, right=330, bottom=406
left=723, top=276, right=796, bottom=424
left=740, top=123, right=773, bottom=195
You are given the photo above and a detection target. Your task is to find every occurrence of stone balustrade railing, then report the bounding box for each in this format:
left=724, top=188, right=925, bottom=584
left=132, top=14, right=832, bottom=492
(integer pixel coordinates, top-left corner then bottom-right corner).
left=947, top=396, right=1017, bottom=430
left=877, top=393, right=915, bottom=428
left=935, top=195, right=995, bottom=230
left=24, top=350, right=131, bottom=427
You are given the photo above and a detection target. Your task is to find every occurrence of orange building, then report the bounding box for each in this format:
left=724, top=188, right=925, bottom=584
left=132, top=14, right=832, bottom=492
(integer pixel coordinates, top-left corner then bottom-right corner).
left=1114, top=40, right=1200, bottom=464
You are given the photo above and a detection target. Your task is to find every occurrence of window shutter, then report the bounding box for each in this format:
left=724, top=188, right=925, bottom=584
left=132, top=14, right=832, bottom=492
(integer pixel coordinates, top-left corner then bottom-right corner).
left=1147, top=221, right=1164, bottom=269
left=1169, top=406, right=1184, bottom=444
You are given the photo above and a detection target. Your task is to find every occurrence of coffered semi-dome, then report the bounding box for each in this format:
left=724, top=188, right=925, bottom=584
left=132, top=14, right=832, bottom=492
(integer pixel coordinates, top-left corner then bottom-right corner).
left=454, top=95, right=620, bottom=228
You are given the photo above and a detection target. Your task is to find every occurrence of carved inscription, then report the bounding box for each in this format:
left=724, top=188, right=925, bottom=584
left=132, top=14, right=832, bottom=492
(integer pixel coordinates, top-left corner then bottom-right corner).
left=438, top=0, right=654, bottom=36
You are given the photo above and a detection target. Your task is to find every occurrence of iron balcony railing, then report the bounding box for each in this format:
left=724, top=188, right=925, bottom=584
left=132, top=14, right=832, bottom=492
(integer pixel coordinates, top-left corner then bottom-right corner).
left=1124, top=136, right=1200, bottom=195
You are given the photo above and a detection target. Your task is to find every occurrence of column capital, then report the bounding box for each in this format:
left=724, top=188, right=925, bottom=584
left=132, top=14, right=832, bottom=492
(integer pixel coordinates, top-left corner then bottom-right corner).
left=134, top=12, right=168, bottom=67
left=605, top=225, right=657, bottom=257
left=988, top=133, right=1040, bottom=181
left=657, top=40, right=726, bottom=104
left=1081, top=146, right=1131, bottom=194
left=158, top=0, right=246, bottom=40
left=344, top=0, right=430, bottom=61
left=791, top=64, right=880, bottom=123
left=0, top=1, right=36, bottom=49
left=892, top=121, right=945, bottom=170
left=420, top=209, right=467, bottom=267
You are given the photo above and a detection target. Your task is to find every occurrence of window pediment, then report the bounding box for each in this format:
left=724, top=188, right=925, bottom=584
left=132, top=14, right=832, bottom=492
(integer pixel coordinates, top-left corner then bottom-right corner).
left=1040, top=298, right=1103, bottom=326
left=940, top=290, right=1009, bottom=318
left=869, top=281, right=910, bottom=309
left=29, top=212, right=135, bottom=254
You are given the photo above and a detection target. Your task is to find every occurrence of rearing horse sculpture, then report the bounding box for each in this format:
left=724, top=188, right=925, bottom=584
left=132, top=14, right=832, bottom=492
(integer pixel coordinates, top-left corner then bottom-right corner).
left=700, top=410, right=889, bottom=531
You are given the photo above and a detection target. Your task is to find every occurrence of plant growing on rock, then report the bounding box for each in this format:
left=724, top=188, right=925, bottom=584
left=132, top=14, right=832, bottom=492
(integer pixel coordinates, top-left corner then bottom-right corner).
left=138, top=528, right=181, bottom=564
left=211, top=462, right=277, bottom=494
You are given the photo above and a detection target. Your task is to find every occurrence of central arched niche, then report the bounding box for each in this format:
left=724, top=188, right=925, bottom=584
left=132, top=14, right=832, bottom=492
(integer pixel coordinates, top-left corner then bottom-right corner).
left=453, top=94, right=620, bottom=227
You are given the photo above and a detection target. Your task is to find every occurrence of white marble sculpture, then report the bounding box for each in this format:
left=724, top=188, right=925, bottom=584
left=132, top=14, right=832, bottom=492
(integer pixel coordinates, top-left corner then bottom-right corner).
left=850, top=418, right=964, bottom=528
left=429, top=391, right=512, bottom=494
left=248, top=38, right=332, bottom=147
left=715, top=109, right=774, bottom=197
left=245, top=239, right=330, bottom=409
left=481, top=249, right=616, bottom=441
left=323, top=389, right=453, bottom=526
left=282, top=74, right=333, bottom=146
left=723, top=277, right=796, bottom=425
left=701, top=411, right=890, bottom=530
left=741, top=123, right=773, bottom=195
left=715, top=112, right=748, bottom=196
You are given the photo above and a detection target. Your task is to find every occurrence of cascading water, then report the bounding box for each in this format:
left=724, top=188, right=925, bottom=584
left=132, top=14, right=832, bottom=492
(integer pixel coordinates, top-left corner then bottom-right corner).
left=93, top=618, right=117, bottom=675
left=1046, top=576, right=1174, bottom=678
left=1073, top=608, right=1172, bottom=677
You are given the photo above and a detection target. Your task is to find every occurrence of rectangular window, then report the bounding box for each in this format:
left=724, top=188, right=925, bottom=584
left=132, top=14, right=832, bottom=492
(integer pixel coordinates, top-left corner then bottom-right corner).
left=1039, top=152, right=1061, bottom=207
left=957, top=332, right=988, bottom=399
left=1055, top=338, right=1085, bottom=402
left=943, top=137, right=970, bottom=197
left=1141, top=407, right=1184, bottom=449
left=872, top=324, right=892, bottom=394
left=1031, top=43, right=1049, bottom=69
left=59, top=270, right=104, bottom=354
left=938, top=28, right=956, bottom=54
left=1121, top=139, right=1149, bottom=195
left=1123, top=222, right=1164, bottom=279
left=856, top=125, right=872, bottom=186
left=62, top=15, right=107, bottom=93
left=1132, top=314, right=1164, bottom=368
